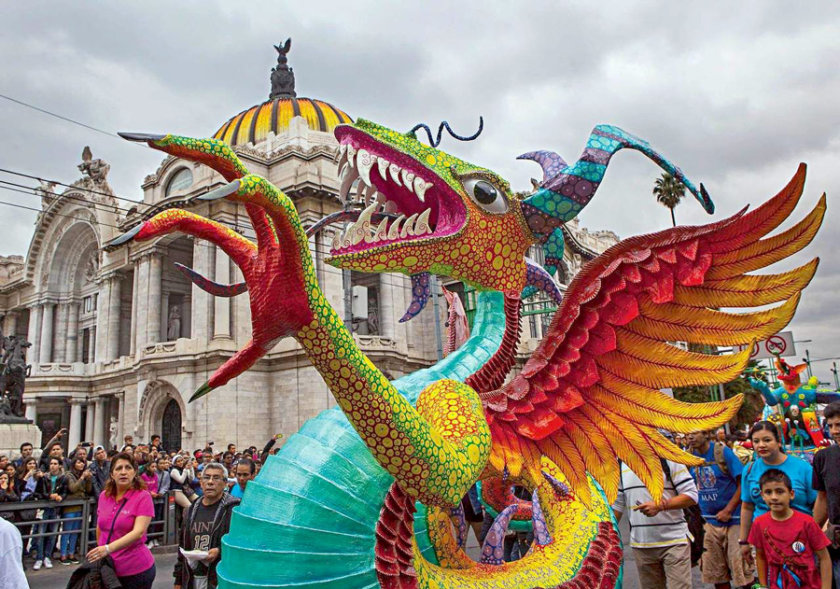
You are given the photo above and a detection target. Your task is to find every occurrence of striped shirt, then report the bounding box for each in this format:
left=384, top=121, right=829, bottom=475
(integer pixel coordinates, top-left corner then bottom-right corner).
left=612, top=460, right=699, bottom=548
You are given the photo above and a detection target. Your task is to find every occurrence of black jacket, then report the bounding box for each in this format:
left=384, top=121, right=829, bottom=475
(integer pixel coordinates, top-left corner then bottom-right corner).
left=33, top=472, right=69, bottom=501
left=88, top=460, right=110, bottom=499
left=174, top=493, right=239, bottom=589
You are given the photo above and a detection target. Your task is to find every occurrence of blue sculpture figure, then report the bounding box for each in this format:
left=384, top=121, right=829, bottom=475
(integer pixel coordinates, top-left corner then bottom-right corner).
left=748, top=357, right=840, bottom=456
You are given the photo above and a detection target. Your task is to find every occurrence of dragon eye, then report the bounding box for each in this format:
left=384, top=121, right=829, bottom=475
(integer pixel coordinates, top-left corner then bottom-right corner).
left=463, top=178, right=508, bottom=214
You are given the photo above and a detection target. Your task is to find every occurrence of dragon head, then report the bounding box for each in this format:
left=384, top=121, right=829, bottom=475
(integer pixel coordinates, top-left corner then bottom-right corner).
left=328, top=119, right=535, bottom=293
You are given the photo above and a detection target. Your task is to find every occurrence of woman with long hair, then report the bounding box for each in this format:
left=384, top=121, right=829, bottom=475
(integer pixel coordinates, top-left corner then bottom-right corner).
left=33, top=456, right=68, bottom=570
left=14, top=457, right=40, bottom=558
left=86, top=452, right=155, bottom=589
left=169, top=454, right=195, bottom=511
left=738, top=420, right=817, bottom=563
left=60, top=455, right=92, bottom=565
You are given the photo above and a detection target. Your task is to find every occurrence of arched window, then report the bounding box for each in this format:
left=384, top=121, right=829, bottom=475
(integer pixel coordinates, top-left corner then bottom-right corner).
left=165, top=167, right=193, bottom=196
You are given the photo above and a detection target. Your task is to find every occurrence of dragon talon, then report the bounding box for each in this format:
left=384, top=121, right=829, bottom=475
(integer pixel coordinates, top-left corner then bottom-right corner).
left=117, top=131, right=166, bottom=143
left=197, top=180, right=241, bottom=201
left=190, top=381, right=214, bottom=402
left=105, top=224, right=142, bottom=248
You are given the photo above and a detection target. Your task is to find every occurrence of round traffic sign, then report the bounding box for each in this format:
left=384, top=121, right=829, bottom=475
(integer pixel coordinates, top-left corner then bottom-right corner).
left=766, top=335, right=787, bottom=356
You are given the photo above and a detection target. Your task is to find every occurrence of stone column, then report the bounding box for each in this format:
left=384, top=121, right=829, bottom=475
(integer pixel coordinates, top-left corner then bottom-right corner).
left=95, top=280, right=110, bottom=362
left=379, top=274, right=395, bottom=339
left=54, top=303, right=69, bottom=362
left=68, top=400, right=83, bottom=448
left=146, top=254, right=162, bottom=344
left=129, top=266, right=139, bottom=356
left=106, top=275, right=122, bottom=361
left=84, top=403, right=95, bottom=443
left=191, top=240, right=213, bottom=343
left=213, top=246, right=231, bottom=339
left=39, top=302, right=54, bottom=363
left=3, top=310, right=18, bottom=336
left=25, top=397, right=37, bottom=422
left=93, top=398, right=106, bottom=447
left=66, top=302, right=80, bottom=363
left=27, top=305, right=41, bottom=364
left=134, top=255, right=149, bottom=351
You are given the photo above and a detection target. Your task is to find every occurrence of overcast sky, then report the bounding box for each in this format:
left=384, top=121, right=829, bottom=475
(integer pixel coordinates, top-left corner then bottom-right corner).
left=1, top=1, right=839, bottom=381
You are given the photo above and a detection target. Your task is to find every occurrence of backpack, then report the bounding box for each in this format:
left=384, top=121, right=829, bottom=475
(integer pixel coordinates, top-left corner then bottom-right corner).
left=661, top=458, right=706, bottom=567
left=712, top=442, right=729, bottom=477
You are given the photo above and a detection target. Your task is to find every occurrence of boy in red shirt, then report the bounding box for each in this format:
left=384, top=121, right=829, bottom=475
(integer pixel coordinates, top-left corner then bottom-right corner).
left=748, top=468, right=831, bottom=589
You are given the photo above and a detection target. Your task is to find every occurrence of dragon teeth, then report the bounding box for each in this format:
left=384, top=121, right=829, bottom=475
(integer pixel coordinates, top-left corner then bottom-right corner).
left=388, top=215, right=405, bottom=240
left=364, top=184, right=378, bottom=206
left=402, top=170, right=415, bottom=193
left=356, top=149, right=375, bottom=187
left=414, top=177, right=430, bottom=202
left=377, top=157, right=390, bottom=180
left=346, top=144, right=357, bottom=168
left=388, top=163, right=403, bottom=186
left=401, top=213, right=418, bottom=238
left=374, top=217, right=389, bottom=241
left=339, top=167, right=360, bottom=202
left=332, top=230, right=341, bottom=251
left=414, top=208, right=432, bottom=235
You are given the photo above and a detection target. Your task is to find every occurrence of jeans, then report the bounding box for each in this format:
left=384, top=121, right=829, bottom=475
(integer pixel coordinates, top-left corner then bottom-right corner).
left=34, top=507, right=59, bottom=561
left=60, top=510, right=82, bottom=557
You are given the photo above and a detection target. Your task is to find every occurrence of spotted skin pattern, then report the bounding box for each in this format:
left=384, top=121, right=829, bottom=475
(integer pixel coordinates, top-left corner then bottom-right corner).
left=111, top=123, right=823, bottom=589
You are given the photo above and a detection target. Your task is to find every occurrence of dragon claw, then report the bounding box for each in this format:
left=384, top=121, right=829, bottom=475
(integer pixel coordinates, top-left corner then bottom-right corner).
left=197, top=180, right=241, bottom=201
left=190, top=381, right=215, bottom=402
left=105, top=224, right=142, bottom=248
left=117, top=132, right=166, bottom=143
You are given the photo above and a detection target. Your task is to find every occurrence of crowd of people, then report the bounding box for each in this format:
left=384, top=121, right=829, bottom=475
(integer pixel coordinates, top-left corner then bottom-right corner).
left=612, top=404, right=840, bottom=589
left=0, top=428, right=283, bottom=589
left=5, top=408, right=840, bottom=589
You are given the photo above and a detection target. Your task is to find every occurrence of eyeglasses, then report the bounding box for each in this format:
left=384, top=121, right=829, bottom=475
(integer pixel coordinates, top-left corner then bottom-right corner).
left=201, top=475, right=225, bottom=482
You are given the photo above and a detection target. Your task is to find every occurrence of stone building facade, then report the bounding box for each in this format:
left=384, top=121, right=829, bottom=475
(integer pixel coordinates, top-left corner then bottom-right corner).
left=0, top=53, right=617, bottom=453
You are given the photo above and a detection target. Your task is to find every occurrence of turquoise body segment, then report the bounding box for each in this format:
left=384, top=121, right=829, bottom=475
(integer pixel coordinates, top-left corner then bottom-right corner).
left=216, top=291, right=507, bottom=588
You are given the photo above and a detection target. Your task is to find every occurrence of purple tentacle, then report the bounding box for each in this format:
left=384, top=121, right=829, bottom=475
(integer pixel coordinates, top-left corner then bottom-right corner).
left=531, top=489, right=552, bottom=546
left=174, top=263, right=248, bottom=297
left=398, top=272, right=431, bottom=323
left=525, top=258, right=564, bottom=305
left=449, top=504, right=468, bottom=548
left=541, top=471, right=571, bottom=499
left=479, top=504, right=518, bottom=565
left=517, top=151, right=568, bottom=183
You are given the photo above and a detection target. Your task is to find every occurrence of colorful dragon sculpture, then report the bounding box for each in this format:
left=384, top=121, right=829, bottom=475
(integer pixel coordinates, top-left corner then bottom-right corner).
left=109, top=117, right=824, bottom=588
left=749, top=358, right=840, bottom=456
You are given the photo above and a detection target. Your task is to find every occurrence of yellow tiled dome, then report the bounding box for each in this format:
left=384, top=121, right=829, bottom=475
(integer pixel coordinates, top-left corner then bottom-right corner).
left=212, top=98, right=353, bottom=147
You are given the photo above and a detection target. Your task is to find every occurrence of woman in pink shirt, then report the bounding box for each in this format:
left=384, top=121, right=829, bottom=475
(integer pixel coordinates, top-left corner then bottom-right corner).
left=86, top=452, right=156, bottom=589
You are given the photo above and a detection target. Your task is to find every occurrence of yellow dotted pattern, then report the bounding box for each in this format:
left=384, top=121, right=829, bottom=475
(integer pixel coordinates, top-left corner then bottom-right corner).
left=331, top=119, right=535, bottom=292
left=415, top=459, right=617, bottom=588
left=156, top=135, right=249, bottom=181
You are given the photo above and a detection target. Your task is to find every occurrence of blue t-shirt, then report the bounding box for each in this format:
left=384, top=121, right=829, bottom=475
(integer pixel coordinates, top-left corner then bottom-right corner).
left=230, top=483, right=245, bottom=499
left=690, top=442, right=743, bottom=526
left=740, top=454, right=816, bottom=519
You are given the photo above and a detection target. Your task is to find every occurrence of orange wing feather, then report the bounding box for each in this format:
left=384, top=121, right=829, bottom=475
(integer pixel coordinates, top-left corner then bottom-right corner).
left=484, top=165, right=822, bottom=502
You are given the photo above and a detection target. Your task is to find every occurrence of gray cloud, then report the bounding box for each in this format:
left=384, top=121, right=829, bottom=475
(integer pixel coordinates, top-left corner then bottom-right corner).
left=1, top=0, right=838, bottom=379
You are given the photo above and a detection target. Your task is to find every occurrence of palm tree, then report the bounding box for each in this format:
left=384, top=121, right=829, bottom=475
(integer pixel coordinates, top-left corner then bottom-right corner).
left=652, top=172, right=686, bottom=227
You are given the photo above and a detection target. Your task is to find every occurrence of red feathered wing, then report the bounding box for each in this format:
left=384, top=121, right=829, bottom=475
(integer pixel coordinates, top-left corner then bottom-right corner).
left=482, top=165, right=823, bottom=502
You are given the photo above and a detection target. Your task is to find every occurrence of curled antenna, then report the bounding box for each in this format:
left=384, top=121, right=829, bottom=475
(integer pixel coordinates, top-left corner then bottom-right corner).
left=408, top=116, right=484, bottom=147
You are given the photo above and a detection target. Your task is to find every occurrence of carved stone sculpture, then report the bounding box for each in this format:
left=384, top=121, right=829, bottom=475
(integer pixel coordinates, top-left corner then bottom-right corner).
left=167, top=305, right=182, bottom=340
left=270, top=38, right=296, bottom=99
left=0, top=333, right=32, bottom=422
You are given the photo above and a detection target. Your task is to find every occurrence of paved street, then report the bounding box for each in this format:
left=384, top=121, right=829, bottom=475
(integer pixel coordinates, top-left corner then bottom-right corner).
left=25, top=521, right=712, bottom=589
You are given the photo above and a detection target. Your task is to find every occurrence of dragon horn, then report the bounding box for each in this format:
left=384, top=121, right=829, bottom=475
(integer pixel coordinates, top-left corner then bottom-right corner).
left=519, top=124, right=714, bottom=238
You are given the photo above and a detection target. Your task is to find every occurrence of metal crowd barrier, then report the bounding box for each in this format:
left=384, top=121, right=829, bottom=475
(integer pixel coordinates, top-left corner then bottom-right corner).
left=0, top=491, right=178, bottom=554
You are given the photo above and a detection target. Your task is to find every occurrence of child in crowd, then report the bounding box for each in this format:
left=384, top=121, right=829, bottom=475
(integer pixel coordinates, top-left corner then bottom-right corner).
left=748, top=469, right=831, bottom=589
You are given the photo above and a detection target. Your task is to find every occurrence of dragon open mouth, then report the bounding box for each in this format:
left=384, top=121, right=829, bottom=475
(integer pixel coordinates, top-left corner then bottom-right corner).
left=328, top=125, right=467, bottom=258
